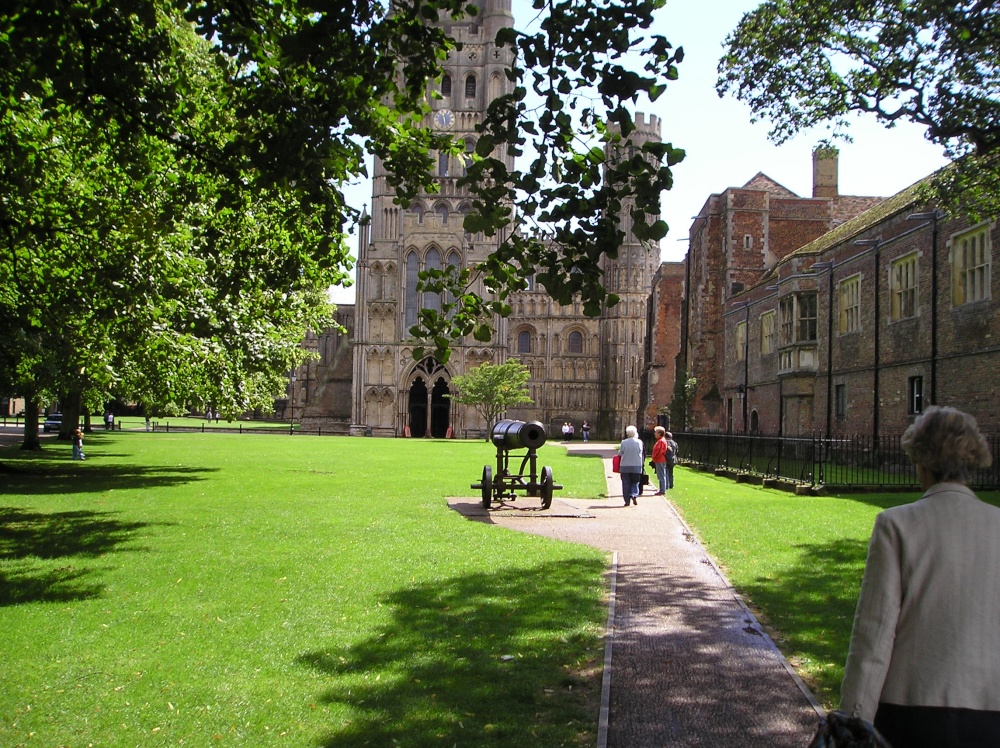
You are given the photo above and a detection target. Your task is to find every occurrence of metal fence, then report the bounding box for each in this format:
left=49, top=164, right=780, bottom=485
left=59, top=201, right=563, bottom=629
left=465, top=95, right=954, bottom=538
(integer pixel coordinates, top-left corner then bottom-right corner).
left=673, top=431, right=1000, bottom=490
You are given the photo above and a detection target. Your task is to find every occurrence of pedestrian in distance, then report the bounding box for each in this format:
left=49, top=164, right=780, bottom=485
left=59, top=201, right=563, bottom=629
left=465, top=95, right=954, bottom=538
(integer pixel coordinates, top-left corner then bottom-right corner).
left=72, top=427, right=86, bottom=461
left=567, top=422, right=574, bottom=441
left=840, top=406, right=1000, bottom=747
left=561, top=422, right=569, bottom=442
left=664, top=430, right=679, bottom=490
left=651, top=426, right=669, bottom=495
left=617, top=425, right=644, bottom=506
left=581, top=421, right=590, bottom=442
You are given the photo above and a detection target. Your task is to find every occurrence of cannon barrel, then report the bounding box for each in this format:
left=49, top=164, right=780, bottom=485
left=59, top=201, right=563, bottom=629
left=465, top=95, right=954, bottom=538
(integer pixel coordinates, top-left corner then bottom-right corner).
left=491, top=419, right=547, bottom=451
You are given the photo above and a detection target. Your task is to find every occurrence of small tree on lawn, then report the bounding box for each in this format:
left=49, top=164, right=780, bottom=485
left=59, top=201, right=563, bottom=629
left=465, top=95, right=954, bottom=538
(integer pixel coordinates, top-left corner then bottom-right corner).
left=448, top=361, right=533, bottom=439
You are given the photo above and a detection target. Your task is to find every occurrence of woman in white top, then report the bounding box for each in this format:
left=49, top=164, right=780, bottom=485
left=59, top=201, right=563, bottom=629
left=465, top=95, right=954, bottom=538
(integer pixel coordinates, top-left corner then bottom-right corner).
left=617, top=425, right=645, bottom=506
left=840, top=406, right=999, bottom=746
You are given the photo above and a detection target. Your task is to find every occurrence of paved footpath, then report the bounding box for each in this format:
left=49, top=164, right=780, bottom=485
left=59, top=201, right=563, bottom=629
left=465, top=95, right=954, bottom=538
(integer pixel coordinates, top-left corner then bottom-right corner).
left=450, top=442, right=824, bottom=747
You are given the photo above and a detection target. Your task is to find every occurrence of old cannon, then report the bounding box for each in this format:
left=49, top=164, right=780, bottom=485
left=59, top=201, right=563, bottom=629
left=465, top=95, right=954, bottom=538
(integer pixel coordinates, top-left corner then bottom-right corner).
left=471, top=419, right=563, bottom=509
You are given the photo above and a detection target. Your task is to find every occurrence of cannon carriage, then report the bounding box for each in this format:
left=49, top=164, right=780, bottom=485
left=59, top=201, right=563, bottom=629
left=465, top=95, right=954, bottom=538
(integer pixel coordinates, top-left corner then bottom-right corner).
left=471, top=419, right=563, bottom=509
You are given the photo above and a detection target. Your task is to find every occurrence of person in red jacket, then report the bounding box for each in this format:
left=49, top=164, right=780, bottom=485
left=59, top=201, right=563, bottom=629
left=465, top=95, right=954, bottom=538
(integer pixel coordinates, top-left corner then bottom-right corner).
left=651, top=427, right=669, bottom=495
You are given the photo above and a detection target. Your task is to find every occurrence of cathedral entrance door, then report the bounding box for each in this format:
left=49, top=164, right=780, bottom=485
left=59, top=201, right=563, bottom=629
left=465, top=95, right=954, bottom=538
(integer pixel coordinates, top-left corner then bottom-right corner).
left=430, top=378, right=450, bottom=438
left=408, top=378, right=428, bottom=437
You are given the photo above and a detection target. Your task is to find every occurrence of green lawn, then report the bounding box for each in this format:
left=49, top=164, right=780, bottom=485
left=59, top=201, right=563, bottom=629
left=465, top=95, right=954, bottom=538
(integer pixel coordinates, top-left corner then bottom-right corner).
left=667, top=467, right=1000, bottom=708
left=0, top=433, right=609, bottom=747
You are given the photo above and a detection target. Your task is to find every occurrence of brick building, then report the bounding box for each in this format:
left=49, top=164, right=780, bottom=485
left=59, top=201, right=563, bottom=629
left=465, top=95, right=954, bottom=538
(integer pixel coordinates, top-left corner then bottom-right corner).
left=639, top=261, right=684, bottom=429
left=678, top=148, right=884, bottom=431
left=718, top=179, right=999, bottom=437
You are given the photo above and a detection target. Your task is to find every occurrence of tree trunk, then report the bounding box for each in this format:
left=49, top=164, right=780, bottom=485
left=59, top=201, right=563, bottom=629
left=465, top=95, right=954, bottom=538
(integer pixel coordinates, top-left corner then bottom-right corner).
left=20, top=398, right=42, bottom=451
left=58, top=389, right=83, bottom=440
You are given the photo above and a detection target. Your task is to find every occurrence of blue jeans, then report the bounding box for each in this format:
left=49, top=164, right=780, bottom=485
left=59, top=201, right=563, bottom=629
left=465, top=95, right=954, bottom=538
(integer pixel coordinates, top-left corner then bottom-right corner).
left=620, top=471, right=641, bottom=503
left=654, top=461, right=668, bottom=492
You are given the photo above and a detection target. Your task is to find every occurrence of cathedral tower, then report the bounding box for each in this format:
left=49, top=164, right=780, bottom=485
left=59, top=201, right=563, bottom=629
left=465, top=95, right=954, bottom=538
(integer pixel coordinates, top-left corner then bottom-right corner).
left=351, top=0, right=515, bottom=437
left=599, top=113, right=663, bottom=437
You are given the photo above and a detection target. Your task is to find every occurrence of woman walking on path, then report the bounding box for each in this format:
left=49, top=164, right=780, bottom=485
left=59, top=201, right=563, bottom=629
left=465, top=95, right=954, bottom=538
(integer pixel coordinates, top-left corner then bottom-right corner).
left=617, top=425, right=644, bottom=506
left=840, top=406, right=1000, bottom=747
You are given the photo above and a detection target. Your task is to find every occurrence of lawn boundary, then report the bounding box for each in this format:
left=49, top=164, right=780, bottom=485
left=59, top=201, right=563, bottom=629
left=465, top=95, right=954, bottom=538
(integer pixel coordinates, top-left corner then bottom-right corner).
left=597, top=550, right=618, bottom=748
left=664, top=497, right=827, bottom=720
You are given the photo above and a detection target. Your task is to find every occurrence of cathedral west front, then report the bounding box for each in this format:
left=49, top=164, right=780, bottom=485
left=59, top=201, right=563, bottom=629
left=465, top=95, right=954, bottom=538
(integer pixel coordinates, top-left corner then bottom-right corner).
left=296, top=0, right=664, bottom=440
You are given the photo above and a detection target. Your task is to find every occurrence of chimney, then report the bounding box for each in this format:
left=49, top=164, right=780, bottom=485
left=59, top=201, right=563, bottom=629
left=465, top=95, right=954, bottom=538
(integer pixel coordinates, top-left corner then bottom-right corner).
left=812, top=145, right=839, bottom=199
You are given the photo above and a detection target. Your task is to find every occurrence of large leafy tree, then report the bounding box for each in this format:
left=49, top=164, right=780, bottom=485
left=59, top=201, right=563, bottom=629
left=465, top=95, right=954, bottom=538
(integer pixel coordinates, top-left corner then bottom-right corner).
left=717, top=0, right=1000, bottom=217
left=2, top=0, right=684, bottom=446
left=447, top=360, right=533, bottom=437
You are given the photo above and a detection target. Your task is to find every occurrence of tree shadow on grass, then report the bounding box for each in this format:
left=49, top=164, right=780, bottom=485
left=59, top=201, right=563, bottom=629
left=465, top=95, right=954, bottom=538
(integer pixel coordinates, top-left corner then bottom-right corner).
left=0, top=506, right=160, bottom=606
left=0, top=461, right=215, bottom=496
left=299, top=558, right=607, bottom=748
left=740, top=537, right=870, bottom=707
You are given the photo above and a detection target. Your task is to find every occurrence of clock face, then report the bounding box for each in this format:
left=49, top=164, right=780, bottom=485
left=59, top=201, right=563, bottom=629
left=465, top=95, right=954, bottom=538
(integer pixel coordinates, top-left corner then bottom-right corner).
left=433, top=109, right=454, bottom=130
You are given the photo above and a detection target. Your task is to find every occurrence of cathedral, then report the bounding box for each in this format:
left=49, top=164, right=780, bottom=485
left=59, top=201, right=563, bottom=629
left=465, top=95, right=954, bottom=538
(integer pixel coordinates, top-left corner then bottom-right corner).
left=296, top=0, right=663, bottom=440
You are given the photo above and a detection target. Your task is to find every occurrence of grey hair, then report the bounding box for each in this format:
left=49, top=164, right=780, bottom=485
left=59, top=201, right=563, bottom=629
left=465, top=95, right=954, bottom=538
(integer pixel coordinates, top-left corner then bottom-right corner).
left=654, top=426, right=665, bottom=436
left=901, top=406, right=992, bottom=483
left=625, top=425, right=638, bottom=438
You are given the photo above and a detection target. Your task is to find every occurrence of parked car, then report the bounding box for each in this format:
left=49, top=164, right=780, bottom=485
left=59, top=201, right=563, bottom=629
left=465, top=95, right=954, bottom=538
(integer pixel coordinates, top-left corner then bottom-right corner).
left=43, top=413, right=62, bottom=432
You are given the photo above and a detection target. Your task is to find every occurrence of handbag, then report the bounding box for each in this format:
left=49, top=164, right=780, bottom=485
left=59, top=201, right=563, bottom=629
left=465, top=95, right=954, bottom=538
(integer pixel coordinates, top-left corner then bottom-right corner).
left=807, top=710, right=890, bottom=748
left=612, top=454, right=621, bottom=473
left=640, top=472, right=650, bottom=486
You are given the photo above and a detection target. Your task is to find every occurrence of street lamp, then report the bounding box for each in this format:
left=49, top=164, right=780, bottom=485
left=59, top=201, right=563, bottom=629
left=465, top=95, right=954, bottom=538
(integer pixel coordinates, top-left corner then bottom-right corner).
left=854, top=238, right=882, bottom=442
left=906, top=210, right=944, bottom=405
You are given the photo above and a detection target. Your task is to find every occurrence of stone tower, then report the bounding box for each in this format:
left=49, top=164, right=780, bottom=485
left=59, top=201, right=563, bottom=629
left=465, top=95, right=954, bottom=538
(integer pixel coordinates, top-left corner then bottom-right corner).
left=350, top=0, right=515, bottom=437
left=598, top=113, right=663, bottom=437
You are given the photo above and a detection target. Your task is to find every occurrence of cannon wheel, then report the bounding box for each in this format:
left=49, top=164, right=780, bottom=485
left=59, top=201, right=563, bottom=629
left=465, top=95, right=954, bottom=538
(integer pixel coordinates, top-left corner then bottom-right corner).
left=480, top=465, right=493, bottom=509
left=540, top=466, right=554, bottom=509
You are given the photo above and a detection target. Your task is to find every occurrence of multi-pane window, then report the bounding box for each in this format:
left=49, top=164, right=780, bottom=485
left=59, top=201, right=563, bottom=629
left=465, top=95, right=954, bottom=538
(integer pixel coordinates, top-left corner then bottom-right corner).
left=735, top=321, right=747, bottom=361
left=908, top=376, right=924, bottom=415
left=760, top=311, right=775, bottom=354
left=517, top=331, right=531, bottom=354
left=405, top=253, right=419, bottom=329
left=465, top=74, right=476, bottom=99
left=568, top=331, right=583, bottom=354
left=441, top=75, right=452, bottom=97
left=953, top=225, right=992, bottom=304
left=779, top=293, right=818, bottom=345
left=839, top=275, right=861, bottom=333
left=891, top=253, right=919, bottom=320
left=835, top=384, right=847, bottom=418
left=438, top=152, right=449, bottom=177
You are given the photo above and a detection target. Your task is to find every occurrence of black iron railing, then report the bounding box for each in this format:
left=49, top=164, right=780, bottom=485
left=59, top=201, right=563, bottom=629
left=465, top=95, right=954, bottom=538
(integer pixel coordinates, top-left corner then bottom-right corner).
left=673, top=432, right=1000, bottom=490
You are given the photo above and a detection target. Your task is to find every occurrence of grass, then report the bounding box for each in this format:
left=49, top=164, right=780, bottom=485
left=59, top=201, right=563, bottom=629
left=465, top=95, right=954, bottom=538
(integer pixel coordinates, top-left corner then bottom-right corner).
left=667, top=467, right=1000, bottom=708
left=0, top=433, right=610, bottom=747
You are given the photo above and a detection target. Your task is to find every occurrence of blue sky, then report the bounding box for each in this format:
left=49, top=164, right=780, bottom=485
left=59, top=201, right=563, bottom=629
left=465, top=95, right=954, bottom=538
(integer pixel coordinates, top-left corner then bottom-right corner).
left=330, top=0, right=950, bottom=303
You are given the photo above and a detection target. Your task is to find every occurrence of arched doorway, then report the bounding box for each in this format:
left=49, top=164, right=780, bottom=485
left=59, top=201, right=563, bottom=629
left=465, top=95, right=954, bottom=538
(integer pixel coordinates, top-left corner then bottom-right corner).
left=406, top=358, right=451, bottom=437
left=408, top=378, right=428, bottom=437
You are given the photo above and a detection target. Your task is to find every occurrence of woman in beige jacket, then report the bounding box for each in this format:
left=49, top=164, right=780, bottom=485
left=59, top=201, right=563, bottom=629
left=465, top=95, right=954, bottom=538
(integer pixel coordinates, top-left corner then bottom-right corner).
left=840, top=406, right=999, bottom=746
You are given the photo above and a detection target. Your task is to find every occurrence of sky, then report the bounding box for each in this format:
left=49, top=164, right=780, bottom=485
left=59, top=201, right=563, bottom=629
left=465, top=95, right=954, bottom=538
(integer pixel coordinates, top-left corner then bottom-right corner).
left=330, top=0, right=950, bottom=303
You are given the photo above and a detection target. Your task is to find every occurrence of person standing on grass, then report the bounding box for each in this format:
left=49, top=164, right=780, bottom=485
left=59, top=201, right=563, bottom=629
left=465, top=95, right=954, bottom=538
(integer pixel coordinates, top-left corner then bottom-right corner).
left=72, top=427, right=86, bottom=460
left=664, top=430, right=679, bottom=490
left=840, top=406, right=1000, bottom=747
left=617, top=425, right=644, bottom=506
left=651, top=426, right=669, bottom=495
left=581, top=421, right=590, bottom=442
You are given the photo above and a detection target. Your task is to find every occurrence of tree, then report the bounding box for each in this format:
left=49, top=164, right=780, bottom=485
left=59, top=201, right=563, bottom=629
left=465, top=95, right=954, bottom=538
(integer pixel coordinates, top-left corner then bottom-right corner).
left=1, top=0, right=684, bottom=447
left=716, top=0, right=1000, bottom=218
left=448, top=360, right=533, bottom=437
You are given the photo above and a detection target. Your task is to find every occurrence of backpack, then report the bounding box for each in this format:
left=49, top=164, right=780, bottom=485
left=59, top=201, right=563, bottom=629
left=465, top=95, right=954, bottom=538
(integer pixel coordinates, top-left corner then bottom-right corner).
left=665, top=441, right=677, bottom=467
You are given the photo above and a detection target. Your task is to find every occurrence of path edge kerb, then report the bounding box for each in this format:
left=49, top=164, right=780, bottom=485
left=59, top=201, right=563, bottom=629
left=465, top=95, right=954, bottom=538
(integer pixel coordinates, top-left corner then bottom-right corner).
left=662, top=497, right=827, bottom=720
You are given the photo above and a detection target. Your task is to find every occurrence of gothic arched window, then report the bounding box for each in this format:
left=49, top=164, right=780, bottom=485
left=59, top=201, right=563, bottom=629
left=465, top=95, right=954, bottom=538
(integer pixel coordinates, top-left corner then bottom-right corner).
left=568, top=331, right=583, bottom=354
left=465, top=74, right=476, bottom=99
left=438, top=152, right=449, bottom=177
left=517, top=331, right=531, bottom=354
left=424, top=247, right=442, bottom=314
left=436, top=203, right=448, bottom=225
left=441, top=75, right=452, bottom=96
left=405, top=252, right=419, bottom=330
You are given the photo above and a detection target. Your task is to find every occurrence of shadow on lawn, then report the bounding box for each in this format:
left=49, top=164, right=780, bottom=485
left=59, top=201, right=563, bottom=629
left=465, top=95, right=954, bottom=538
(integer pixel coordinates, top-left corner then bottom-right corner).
left=300, top=559, right=606, bottom=747
left=0, top=462, right=215, bottom=496
left=742, top=537, right=870, bottom=707
left=0, top=506, right=155, bottom=606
